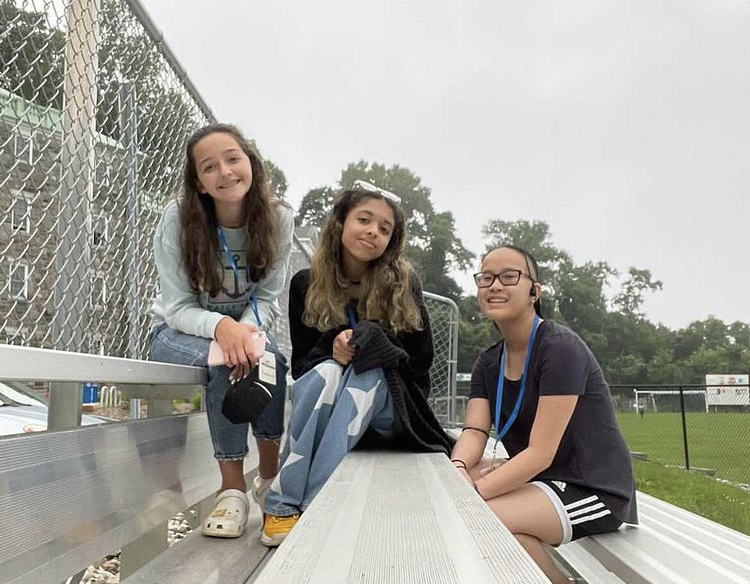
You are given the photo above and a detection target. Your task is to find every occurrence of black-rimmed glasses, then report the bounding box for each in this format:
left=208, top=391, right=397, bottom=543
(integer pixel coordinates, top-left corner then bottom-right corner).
left=473, top=269, right=530, bottom=288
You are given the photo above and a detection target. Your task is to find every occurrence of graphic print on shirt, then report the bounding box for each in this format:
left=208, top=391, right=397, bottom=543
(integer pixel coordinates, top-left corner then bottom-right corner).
left=205, top=245, right=255, bottom=313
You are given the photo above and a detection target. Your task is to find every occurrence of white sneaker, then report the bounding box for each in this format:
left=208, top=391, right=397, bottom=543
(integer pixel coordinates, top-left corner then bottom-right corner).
left=251, top=474, right=274, bottom=508
left=202, top=489, right=249, bottom=538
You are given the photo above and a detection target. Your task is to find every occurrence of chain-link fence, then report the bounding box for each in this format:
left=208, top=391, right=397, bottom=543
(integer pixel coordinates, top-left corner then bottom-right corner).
left=1, top=0, right=214, bottom=358
left=423, top=291, right=459, bottom=426
left=0, top=0, right=461, bottom=424
left=613, top=383, right=750, bottom=489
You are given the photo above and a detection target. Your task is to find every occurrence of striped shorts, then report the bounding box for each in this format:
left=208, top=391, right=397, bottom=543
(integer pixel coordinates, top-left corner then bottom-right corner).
left=531, top=480, right=622, bottom=544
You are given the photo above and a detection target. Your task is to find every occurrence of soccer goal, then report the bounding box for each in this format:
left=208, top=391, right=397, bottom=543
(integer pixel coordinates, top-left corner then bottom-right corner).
left=633, top=389, right=707, bottom=413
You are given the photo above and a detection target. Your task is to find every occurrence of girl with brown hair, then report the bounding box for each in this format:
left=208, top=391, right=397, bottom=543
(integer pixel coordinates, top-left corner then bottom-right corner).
left=149, top=123, right=294, bottom=538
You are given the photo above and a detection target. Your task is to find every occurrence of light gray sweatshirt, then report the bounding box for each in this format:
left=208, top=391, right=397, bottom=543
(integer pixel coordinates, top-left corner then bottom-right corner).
left=150, top=200, right=295, bottom=339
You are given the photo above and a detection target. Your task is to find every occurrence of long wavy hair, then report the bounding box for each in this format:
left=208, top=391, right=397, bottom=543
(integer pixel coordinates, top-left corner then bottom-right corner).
left=305, top=189, right=423, bottom=333
left=179, top=123, right=282, bottom=295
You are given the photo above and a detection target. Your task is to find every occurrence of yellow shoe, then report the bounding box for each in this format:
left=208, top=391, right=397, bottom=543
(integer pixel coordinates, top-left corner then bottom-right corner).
left=260, top=513, right=300, bottom=547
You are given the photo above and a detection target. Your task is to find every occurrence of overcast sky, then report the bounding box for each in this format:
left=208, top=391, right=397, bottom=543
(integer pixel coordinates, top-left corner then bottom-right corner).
left=141, top=0, right=750, bottom=330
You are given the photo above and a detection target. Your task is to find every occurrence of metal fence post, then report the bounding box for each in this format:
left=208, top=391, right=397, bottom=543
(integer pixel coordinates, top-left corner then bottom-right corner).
left=120, top=81, right=140, bottom=359
left=679, top=385, right=690, bottom=471
left=119, top=81, right=142, bottom=419
left=52, top=0, right=101, bottom=352
left=47, top=382, right=83, bottom=430
left=446, top=298, right=459, bottom=425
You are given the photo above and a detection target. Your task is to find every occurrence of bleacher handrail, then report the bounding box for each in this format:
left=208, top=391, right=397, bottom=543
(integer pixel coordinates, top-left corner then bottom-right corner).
left=0, top=344, right=206, bottom=384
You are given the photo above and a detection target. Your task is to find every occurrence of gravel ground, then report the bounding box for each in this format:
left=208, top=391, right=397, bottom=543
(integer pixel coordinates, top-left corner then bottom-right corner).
left=78, top=402, right=197, bottom=582
left=80, top=512, right=195, bottom=583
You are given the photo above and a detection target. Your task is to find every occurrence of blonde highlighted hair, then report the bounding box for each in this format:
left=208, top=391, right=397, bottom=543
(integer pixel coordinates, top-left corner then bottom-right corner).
left=304, top=189, right=423, bottom=333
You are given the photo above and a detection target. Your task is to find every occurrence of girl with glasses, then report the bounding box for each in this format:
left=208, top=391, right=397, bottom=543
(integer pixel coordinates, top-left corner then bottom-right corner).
left=149, top=124, right=294, bottom=538
left=452, top=245, right=637, bottom=584
left=260, top=188, right=453, bottom=546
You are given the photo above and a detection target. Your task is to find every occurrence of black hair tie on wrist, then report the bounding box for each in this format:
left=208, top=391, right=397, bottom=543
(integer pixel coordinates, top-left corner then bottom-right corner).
left=462, top=426, right=490, bottom=438
left=451, top=458, right=467, bottom=469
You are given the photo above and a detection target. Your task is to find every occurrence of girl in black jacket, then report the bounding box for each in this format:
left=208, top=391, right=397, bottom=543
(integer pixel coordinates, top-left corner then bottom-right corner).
left=261, top=187, right=452, bottom=546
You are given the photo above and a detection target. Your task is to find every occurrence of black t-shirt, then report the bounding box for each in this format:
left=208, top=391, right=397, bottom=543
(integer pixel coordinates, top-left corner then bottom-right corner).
left=469, top=320, right=638, bottom=524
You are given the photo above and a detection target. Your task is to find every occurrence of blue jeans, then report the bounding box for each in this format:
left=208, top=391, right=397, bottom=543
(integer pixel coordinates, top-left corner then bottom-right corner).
left=148, top=323, right=288, bottom=460
left=264, top=361, right=394, bottom=516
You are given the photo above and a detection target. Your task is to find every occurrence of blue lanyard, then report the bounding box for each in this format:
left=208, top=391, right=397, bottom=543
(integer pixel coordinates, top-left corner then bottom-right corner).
left=216, top=227, right=261, bottom=327
left=494, top=314, right=541, bottom=451
left=346, top=305, right=358, bottom=329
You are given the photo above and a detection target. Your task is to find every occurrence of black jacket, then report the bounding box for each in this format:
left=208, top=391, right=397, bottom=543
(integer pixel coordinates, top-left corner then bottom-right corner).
left=288, top=269, right=454, bottom=454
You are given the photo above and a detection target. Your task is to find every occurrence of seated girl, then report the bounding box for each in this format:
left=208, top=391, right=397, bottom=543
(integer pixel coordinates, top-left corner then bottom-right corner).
left=260, top=187, right=453, bottom=546
left=451, top=244, right=637, bottom=584
left=149, top=124, right=293, bottom=538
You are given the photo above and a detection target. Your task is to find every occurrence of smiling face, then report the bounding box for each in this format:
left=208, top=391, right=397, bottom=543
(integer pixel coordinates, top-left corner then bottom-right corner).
left=340, top=197, right=395, bottom=270
left=193, top=131, right=253, bottom=207
left=477, top=246, right=540, bottom=323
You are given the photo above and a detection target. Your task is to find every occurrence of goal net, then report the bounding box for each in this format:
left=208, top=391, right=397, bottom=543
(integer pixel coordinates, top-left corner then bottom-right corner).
left=633, top=389, right=707, bottom=413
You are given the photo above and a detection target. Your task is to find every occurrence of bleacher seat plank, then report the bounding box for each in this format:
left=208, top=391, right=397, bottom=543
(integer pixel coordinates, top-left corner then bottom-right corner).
left=559, top=491, right=750, bottom=584
left=254, top=451, right=548, bottom=584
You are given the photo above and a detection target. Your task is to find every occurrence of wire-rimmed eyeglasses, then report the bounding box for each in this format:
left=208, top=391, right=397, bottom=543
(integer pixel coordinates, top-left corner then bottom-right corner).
left=473, top=269, right=532, bottom=288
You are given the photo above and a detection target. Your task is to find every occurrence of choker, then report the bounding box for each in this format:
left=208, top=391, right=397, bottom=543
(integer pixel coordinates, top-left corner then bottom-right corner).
left=349, top=280, right=361, bottom=285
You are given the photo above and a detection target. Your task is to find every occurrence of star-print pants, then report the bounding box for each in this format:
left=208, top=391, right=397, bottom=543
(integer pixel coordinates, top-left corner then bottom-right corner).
left=263, top=360, right=394, bottom=516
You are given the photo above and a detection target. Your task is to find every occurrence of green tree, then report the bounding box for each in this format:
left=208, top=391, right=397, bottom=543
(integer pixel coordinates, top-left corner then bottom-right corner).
left=554, top=258, right=616, bottom=344
left=0, top=1, right=65, bottom=109
left=296, top=186, right=338, bottom=227
left=264, top=159, right=288, bottom=199
left=456, top=295, right=497, bottom=372
left=481, top=219, right=569, bottom=274
left=646, top=347, right=688, bottom=384
left=612, top=268, right=663, bottom=318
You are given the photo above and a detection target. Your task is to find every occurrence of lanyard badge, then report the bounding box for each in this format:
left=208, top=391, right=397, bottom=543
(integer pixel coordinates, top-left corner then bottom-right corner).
left=216, top=227, right=261, bottom=327
left=493, top=314, right=541, bottom=461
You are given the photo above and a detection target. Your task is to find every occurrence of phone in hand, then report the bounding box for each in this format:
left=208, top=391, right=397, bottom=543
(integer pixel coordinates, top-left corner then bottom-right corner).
left=207, top=331, right=267, bottom=366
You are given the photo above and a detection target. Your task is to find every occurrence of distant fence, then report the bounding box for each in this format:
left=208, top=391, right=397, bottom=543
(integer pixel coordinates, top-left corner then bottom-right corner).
left=612, top=384, right=750, bottom=489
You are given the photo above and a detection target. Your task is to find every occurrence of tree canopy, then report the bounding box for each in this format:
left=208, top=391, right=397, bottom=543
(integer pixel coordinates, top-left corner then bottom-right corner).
left=296, top=160, right=474, bottom=300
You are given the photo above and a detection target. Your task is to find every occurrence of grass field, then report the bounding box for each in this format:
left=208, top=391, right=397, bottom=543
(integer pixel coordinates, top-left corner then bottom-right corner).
left=616, top=412, right=750, bottom=485
left=631, top=458, right=750, bottom=535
